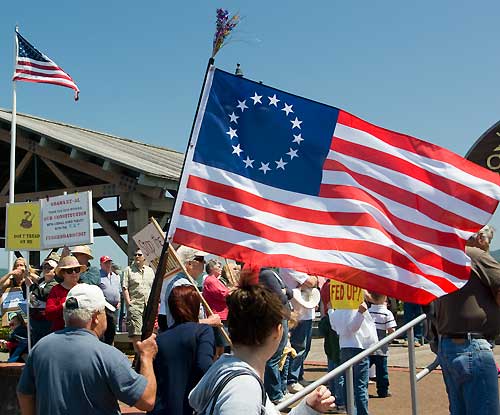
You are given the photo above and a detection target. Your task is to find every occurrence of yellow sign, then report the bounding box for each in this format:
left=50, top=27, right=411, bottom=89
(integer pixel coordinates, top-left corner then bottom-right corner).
left=6, top=202, right=41, bottom=250
left=330, top=281, right=364, bottom=309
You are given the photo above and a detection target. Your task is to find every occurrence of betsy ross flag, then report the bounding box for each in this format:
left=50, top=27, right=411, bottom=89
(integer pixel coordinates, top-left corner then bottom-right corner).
left=13, top=31, right=80, bottom=100
left=168, top=67, right=500, bottom=304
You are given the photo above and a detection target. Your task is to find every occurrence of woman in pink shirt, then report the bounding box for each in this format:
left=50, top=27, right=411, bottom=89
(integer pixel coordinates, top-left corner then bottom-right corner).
left=202, top=259, right=230, bottom=356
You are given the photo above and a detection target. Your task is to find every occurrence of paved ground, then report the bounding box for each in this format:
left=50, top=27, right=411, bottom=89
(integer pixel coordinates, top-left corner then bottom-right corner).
left=5, top=338, right=500, bottom=414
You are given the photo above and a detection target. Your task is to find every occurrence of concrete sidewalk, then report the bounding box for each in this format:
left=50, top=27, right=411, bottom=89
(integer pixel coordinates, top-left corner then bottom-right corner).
left=306, top=337, right=500, bottom=368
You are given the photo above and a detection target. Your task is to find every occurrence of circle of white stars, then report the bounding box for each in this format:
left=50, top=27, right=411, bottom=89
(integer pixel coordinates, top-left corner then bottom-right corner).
left=225, top=92, right=305, bottom=174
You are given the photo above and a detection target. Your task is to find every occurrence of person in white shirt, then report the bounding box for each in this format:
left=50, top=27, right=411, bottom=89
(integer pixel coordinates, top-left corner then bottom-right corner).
left=329, top=301, right=377, bottom=415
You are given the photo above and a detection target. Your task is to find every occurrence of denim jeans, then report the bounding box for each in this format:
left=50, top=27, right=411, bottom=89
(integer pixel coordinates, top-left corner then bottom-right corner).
left=369, top=355, right=389, bottom=396
left=438, top=337, right=499, bottom=415
left=264, top=319, right=289, bottom=401
left=340, top=348, right=369, bottom=415
left=327, top=358, right=346, bottom=407
left=281, top=354, right=290, bottom=395
left=403, top=302, right=423, bottom=339
left=288, top=319, right=313, bottom=384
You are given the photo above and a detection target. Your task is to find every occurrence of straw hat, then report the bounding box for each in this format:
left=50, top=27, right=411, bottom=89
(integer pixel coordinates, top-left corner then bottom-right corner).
left=71, top=245, right=94, bottom=259
left=55, top=255, right=88, bottom=276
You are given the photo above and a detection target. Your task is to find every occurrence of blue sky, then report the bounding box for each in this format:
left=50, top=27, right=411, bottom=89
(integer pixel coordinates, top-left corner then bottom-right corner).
left=1, top=1, right=500, bottom=267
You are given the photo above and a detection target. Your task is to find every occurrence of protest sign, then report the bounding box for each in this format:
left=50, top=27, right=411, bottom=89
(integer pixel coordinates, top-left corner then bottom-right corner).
left=330, top=280, right=364, bottom=309
left=6, top=202, right=41, bottom=250
left=1, top=287, right=24, bottom=327
left=40, top=191, right=93, bottom=249
left=132, top=219, right=180, bottom=277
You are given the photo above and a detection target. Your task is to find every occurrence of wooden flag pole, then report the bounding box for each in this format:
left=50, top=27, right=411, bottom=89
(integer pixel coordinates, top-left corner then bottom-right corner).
left=150, top=218, right=231, bottom=345
left=223, top=259, right=238, bottom=287
left=136, top=58, right=215, bottom=370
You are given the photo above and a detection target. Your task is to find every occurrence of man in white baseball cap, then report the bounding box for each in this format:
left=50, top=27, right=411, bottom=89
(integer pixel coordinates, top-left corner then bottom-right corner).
left=17, top=284, right=158, bottom=415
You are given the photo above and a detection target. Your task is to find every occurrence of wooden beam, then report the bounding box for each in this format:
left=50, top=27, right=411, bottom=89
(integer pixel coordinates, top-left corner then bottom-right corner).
left=93, top=226, right=128, bottom=237
left=93, top=202, right=128, bottom=254
left=120, top=192, right=173, bottom=212
left=24, top=159, right=128, bottom=255
left=92, top=209, right=127, bottom=223
left=40, top=157, right=73, bottom=187
left=0, top=183, right=120, bottom=204
left=0, top=151, right=34, bottom=195
left=0, top=130, right=165, bottom=199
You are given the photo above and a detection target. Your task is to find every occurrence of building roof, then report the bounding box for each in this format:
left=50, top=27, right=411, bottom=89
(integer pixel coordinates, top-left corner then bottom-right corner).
left=0, top=109, right=184, bottom=183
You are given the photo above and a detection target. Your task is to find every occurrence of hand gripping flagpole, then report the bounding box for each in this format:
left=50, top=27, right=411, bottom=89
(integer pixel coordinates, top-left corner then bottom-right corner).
left=8, top=27, right=19, bottom=270
left=135, top=58, right=220, bottom=370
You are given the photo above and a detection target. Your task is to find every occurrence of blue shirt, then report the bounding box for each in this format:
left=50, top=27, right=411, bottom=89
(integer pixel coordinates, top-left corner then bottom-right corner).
left=79, top=265, right=101, bottom=286
left=17, top=328, right=146, bottom=415
left=99, top=269, right=121, bottom=306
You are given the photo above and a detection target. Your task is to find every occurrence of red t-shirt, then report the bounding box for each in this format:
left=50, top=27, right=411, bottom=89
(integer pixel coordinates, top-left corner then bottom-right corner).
left=45, top=284, right=70, bottom=331
left=203, top=274, right=229, bottom=321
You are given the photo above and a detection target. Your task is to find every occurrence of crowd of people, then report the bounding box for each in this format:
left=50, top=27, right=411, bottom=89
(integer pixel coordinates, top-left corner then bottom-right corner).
left=0, top=225, right=498, bottom=414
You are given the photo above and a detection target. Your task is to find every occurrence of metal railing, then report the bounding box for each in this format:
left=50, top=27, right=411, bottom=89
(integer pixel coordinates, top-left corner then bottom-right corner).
left=276, top=313, right=439, bottom=414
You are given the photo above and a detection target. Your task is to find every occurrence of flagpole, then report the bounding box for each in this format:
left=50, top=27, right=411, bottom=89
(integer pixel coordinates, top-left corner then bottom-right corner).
left=135, top=57, right=215, bottom=370
left=8, top=27, right=19, bottom=270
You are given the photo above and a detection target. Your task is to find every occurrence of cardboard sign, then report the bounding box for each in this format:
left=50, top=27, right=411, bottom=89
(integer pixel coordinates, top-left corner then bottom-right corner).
left=40, top=191, right=93, bottom=248
left=6, top=202, right=41, bottom=250
left=1, top=287, right=24, bottom=327
left=330, top=281, right=364, bottom=309
left=132, top=221, right=180, bottom=277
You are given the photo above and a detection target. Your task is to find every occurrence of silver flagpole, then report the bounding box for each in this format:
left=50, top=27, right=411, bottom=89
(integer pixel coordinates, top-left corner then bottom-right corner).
left=8, top=27, right=19, bottom=269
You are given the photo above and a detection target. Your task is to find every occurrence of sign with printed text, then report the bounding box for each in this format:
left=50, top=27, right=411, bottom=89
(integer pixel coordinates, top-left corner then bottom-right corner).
left=330, top=281, right=364, bottom=309
left=132, top=221, right=181, bottom=277
left=40, top=191, right=93, bottom=249
left=6, top=202, right=41, bottom=250
left=1, top=288, right=24, bottom=327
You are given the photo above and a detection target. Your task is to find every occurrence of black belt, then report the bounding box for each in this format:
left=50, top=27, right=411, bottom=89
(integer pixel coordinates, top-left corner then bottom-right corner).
left=441, top=333, right=491, bottom=341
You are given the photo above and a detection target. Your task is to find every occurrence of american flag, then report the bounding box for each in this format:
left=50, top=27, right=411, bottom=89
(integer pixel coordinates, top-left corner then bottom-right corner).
left=168, top=67, right=500, bottom=304
left=13, top=32, right=80, bottom=100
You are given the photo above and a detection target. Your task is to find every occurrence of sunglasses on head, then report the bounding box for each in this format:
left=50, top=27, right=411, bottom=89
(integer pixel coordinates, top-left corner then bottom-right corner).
left=63, top=267, right=81, bottom=274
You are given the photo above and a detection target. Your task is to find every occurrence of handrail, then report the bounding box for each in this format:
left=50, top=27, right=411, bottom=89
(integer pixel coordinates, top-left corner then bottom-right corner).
left=416, top=358, right=439, bottom=381
left=276, top=313, right=428, bottom=411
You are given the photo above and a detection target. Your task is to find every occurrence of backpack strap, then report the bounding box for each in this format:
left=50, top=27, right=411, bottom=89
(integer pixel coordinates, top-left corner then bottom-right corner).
left=204, top=368, right=267, bottom=415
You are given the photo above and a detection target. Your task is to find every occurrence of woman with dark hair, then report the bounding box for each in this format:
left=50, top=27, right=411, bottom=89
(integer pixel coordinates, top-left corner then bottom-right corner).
left=189, top=272, right=335, bottom=414
left=149, top=285, right=215, bottom=415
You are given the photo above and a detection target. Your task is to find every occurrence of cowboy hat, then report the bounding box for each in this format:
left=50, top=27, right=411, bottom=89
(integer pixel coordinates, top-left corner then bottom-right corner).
left=292, top=287, right=321, bottom=309
left=71, top=245, right=94, bottom=259
left=55, top=255, right=88, bottom=276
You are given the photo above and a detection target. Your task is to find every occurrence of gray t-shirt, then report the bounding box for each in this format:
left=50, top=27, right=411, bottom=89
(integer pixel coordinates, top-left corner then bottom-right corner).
left=17, top=328, right=147, bottom=415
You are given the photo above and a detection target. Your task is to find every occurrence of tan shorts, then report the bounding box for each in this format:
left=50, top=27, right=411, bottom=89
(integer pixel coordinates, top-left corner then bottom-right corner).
left=126, top=304, right=145, bottom=337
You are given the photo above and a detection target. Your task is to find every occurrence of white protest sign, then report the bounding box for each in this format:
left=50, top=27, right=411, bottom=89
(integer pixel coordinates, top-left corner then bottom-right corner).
left=1, top=287, right=24, bottom=327
left=132, top=220, right=181, bottom=277
left=40, top=191, right=93, bottom=249
left=132, top=222, right=165, bottom=271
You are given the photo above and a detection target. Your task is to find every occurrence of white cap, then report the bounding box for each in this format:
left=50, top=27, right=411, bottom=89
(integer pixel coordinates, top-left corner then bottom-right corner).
left=176, top=245, right=209, bottom=264
left=64, top=284, right=115, bottom=312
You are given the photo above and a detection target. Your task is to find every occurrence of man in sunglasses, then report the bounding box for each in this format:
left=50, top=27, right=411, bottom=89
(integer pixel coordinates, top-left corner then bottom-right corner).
left=158, top=246, right=221, bottom=331
left=122, top=249, right=155, bottom=351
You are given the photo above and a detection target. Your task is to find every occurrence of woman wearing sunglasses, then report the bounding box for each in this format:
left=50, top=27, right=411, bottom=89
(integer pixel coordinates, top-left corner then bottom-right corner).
left=46, top=256, right=87, bottom=332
